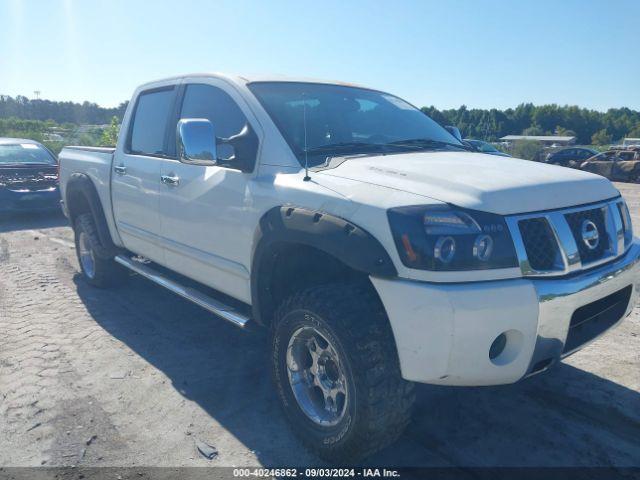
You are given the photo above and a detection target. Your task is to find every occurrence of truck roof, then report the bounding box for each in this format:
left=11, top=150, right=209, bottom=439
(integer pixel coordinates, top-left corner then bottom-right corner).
left=137, top=72, right=368, bottom=90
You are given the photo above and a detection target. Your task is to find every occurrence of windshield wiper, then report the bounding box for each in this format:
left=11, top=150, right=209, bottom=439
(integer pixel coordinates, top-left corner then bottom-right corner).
left=387, top=138, right=474, bottom=152
left=300, top=138, right=474, bottom=161
left=302, top=142, right=387, bottom=155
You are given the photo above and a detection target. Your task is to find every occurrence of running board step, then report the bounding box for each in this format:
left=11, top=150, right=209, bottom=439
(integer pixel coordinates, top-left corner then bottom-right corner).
left=114, top=255, right=250, bottom=328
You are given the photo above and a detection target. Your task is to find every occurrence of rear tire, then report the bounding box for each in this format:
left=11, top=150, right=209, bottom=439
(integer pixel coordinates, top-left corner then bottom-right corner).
left=271, top=283, right=415, bottom=463
left=74, top=213, right=126, bottom=288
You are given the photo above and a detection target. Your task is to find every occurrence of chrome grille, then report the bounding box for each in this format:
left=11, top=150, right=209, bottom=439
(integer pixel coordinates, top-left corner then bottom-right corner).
left=507, top=198, right=630, bottom=277
left=518, top=218, right=560, bottom=271
left=565, top=207, right=609, bottom=263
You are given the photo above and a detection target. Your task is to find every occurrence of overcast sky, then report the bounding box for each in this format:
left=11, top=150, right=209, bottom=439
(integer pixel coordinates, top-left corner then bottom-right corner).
left=1, top=0, right=639, bottom=111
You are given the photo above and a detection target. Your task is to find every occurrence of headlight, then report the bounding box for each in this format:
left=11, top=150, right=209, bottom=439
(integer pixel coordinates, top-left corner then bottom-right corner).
left=387, top=205, right=518, bottom=271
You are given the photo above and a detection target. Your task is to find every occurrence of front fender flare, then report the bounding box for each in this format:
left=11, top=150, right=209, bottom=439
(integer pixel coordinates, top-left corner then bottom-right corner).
left=250, top=206, right=397, bottom=324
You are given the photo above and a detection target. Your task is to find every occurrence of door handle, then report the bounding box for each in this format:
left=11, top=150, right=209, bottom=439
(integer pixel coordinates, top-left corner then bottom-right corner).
left=114, top=165, right=127, bottom=175
left=161, top=174, right=180, bottom=186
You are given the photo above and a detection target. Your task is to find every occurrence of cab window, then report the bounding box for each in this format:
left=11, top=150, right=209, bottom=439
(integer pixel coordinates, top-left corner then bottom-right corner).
left=179, top=84, right=255, bottom=162
left=128, top=87, right=176, bottom=156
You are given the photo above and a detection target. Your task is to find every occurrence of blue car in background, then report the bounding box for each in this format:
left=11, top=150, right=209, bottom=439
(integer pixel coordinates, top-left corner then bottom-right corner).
left=0, top=138, right=60, bottom=215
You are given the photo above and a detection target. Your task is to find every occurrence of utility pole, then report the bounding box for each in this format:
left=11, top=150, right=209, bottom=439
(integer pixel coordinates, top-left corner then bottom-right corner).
left=34, top=90, right=41, bottom=100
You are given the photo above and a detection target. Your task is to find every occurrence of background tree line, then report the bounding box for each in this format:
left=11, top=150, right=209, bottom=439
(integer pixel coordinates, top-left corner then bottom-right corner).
left=0, top=95, right=128, bottom=125
left=0, top=95, right=126, bottom=153
left=422, top=103, right=640, bottom=145
left=0, top=116, right=120, bottom=154
left=1, top=94, right=640, bottom=157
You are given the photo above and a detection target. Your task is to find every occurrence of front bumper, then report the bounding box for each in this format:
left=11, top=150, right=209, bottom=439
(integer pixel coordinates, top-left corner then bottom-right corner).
left=371, top=240, right=640, bottom=386
left=0, top=187, right=61, bottom=213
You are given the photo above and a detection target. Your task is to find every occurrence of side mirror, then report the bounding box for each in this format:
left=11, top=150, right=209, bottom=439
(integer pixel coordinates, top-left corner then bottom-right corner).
left=177, top=118, right=218, bottom=166
left=445, top=125, right=463, bottom=142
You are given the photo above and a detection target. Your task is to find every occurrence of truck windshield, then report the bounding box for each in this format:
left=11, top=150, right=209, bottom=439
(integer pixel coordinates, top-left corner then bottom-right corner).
left=0, top=143, right=56, bottom=165
left=248, top=82, right=465, bottom=167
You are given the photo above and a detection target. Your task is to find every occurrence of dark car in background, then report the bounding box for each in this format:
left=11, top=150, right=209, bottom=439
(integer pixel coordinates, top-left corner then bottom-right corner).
left=0, top=138, right=60, bottom=215
left=545, top=147, right=598, bottom=168
left=579, top=148, right=640, bottom=182
left=464, top=139, right=511, bottom=157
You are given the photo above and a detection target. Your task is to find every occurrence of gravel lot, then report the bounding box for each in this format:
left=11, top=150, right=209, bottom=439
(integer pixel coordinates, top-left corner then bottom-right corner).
left=1, top=183, right=639, bottom=468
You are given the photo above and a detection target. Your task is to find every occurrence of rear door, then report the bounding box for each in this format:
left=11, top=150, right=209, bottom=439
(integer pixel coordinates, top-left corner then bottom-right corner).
left=560, top=149, right=576, bottom=167
left=570, top=149, right=588, bottom=167
left=111, top=85, right=178, bottom=263
left=551, top=149, right=570, bottom=166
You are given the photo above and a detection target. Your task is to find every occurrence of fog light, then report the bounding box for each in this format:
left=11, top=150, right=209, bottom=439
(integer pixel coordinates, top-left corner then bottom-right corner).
left=489, top=333, right=507, bottom=360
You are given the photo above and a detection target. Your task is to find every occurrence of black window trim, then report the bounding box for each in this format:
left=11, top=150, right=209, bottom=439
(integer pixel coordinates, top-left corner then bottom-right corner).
left=125, top=84, right=179, bottom=160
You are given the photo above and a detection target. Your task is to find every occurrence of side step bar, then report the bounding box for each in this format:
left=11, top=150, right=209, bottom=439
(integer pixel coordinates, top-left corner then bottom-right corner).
left=114, top=255, right=250, bottom=328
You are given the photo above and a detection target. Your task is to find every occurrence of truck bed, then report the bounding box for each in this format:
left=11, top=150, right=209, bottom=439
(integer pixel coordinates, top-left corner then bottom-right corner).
left=62, top=146, right=116, bottom=154
left=58, top=145, right=120, bottom=244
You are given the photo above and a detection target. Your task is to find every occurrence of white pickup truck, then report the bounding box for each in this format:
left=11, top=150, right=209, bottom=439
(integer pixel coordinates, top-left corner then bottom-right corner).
left=59, top=74, right=640, bottom=462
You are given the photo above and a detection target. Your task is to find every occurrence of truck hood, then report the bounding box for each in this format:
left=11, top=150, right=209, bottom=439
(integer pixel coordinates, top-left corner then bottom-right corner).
left=316, top=151, right=619, bottom=215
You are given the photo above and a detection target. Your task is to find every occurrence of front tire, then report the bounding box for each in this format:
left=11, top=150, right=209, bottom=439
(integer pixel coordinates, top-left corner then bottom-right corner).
left=271, top=283, right=415, bottom=463
left=74, top=213, right=126, bottom=288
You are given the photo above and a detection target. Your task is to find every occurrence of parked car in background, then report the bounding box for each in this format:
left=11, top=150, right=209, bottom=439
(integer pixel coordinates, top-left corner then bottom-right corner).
left=0, top=138, right=60, bottom=215
left=580, top=148, right=640, bottom=182
left=545, top=147, right=598, bottom=168
left=464, top=139, right=511, bottom=157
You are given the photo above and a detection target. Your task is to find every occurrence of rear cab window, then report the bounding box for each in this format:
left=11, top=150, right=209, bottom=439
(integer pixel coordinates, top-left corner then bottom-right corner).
left=127, top=87, right=176, bottom=157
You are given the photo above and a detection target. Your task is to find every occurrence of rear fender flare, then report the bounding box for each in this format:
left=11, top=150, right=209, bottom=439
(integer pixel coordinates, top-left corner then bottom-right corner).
left=65, top=173, right=118, bottom=255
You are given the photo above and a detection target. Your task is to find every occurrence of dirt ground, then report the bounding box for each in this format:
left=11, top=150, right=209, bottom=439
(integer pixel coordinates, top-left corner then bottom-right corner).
left=1, top=183, right=639, bottom=469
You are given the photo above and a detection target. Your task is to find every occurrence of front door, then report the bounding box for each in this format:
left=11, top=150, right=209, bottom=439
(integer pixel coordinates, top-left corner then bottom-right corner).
left=111, top=85, right=178, bottom=264
left=157, top=81, right=260, bottom=303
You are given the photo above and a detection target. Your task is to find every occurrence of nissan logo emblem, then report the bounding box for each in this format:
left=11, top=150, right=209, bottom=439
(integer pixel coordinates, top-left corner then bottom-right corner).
left=581, top=220, right=600, bottom=250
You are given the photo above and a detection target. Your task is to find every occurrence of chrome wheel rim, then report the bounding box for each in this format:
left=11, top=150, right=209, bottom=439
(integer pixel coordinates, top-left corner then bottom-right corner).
left=78, top=232, right=96, bottom=279
left=286, top=325, right=349, bottom=426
